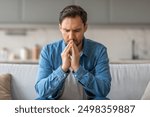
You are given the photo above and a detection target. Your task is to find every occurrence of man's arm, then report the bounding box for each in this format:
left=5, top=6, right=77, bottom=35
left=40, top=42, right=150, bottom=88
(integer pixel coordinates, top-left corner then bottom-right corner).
left=73, top=47, right=111, bottom=99
left=35, top=46, right=69, bottom=99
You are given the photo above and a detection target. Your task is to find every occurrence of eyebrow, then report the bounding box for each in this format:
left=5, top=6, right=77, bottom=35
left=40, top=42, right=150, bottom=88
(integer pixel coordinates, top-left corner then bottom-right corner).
left=62, top=27, right=82, bottom=31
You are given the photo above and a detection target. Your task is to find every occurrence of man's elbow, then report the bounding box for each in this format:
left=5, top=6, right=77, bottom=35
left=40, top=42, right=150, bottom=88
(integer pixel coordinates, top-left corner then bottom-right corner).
left=35, top=83, right=47, bottom=97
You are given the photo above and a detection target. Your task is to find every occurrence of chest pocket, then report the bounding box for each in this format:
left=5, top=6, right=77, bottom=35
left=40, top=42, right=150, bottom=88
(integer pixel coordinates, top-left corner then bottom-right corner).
left=80, top=56, right=97, bottom=74
left=51, top=54, right=62, bottom=71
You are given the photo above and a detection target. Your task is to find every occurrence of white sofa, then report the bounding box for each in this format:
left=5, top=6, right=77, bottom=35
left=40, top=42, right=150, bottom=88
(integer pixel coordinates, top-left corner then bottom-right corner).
left=0, top=63, right=150, bottom=100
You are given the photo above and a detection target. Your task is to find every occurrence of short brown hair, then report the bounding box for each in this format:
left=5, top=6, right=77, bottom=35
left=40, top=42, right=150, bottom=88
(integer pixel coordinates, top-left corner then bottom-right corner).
left=59, top=5, right=87, bottom=25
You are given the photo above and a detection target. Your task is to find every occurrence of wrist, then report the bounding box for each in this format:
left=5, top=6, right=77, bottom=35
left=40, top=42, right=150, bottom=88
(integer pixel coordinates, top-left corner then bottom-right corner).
left=61, top=65, right=69, bottom=73
left=72, top=65, right=80, bottom=72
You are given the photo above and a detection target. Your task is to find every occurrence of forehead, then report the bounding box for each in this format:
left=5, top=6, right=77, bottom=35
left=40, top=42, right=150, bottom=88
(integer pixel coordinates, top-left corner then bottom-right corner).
left=61, top=16, right=84, bottom=29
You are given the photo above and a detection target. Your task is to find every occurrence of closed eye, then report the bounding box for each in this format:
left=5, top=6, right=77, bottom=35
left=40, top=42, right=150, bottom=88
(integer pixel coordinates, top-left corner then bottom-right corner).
left=65, top=29, right=70, bottom=32
left=74, top=29, right=81, bottom=32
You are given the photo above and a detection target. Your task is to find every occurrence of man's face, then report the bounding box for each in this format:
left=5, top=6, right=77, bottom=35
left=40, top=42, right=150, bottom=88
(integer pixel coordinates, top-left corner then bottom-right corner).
left=59, top=16, right=87, bottom=48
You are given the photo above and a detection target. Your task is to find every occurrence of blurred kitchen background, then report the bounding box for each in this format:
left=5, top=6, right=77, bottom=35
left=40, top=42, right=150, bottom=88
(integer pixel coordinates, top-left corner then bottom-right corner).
left=0, top=0, right=150, bottom=64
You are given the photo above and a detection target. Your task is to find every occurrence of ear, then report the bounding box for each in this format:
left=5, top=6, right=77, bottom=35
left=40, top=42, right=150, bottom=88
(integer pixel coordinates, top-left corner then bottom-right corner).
left=59, top=24, right=62, bottom=31
left=84, top=24, right=88, bottom=32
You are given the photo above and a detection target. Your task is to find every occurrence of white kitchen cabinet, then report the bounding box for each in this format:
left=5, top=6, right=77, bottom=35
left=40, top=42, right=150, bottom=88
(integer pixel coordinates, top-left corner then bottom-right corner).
left=110, top=0, right=150, bottom=24
left=0, top=0, right=21, bottom=23
left=74, top=0, right=110, bottom=24
left=22, top=0, right=73, bottom=24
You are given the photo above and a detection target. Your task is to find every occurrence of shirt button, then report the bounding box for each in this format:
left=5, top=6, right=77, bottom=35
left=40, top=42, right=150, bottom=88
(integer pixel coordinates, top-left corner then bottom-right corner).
left=74, top=74, right=77, bottom=77
left=64, top=74, right=66, bottom=77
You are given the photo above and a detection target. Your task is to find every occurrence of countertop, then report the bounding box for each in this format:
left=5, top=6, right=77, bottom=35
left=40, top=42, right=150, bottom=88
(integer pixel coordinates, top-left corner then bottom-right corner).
left=110, top=59, right=150, bottom=64
left=0, top=59, right=39, bottom=64
left=1, top=59, right=150, bottom=64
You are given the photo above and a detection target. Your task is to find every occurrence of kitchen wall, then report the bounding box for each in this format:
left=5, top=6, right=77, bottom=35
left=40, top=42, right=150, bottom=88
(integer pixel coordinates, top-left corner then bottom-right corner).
left=0, top=24, right=150, bottom=62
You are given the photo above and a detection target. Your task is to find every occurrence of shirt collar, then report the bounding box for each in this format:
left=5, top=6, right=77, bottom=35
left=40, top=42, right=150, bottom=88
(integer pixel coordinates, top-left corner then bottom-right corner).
left=82, top=38, right=89, bottom=57
left=62, top=40, right=66, bottom=51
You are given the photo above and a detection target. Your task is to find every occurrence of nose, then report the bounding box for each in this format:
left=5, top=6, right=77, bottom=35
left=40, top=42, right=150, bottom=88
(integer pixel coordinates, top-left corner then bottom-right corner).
left=68, top=31, right=74, bottom=40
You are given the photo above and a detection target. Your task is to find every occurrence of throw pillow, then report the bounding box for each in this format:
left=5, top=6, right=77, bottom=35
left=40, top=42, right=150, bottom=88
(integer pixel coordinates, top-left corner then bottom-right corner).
left=0, top=73, right=12, bottom=100
left=141, top=81, right=150, bottom=100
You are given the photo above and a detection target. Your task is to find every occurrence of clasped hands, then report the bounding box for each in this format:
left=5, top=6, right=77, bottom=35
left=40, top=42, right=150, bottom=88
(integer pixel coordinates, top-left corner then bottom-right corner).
left=61, top=40, right=80, bottom=72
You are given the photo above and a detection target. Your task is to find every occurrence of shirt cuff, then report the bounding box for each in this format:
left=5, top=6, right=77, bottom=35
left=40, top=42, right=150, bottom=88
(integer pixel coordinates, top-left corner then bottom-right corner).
left=54, top=66, right=70, bottom=80
left=73, top=65, right=86, bottom=80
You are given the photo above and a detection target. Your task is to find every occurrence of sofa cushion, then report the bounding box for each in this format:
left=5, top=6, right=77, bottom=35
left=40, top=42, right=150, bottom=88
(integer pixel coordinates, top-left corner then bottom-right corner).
left=0, top=73, right=12, bottom=100
left=141, top=81, right=150, bottom=100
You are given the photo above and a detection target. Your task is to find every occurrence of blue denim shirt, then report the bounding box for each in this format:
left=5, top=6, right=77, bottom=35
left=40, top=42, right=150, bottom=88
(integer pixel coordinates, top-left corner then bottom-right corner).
left=35, top=38, right=111, bottom=100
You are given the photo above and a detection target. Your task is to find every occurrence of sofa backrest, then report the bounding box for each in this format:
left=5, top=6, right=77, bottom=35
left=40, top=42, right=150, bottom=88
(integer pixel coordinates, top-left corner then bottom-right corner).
left=108, top=64, right=150, bottom=100
left=0, top=63, right=150, bottom=100
left=0, top=63, right=37, bottom=100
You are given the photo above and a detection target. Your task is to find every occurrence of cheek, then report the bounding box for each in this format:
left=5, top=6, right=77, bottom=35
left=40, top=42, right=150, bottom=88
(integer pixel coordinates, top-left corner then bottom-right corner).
left=76, top=33, right=83, bottom=41
left=61, top=31, right=67, bottom=37
left=61, top=32, right=69, bottom=41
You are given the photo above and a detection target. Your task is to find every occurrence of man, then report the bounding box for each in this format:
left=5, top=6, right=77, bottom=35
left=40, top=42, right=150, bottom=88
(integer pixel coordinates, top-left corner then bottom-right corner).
left=35, top=5, right=111, bottom=100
